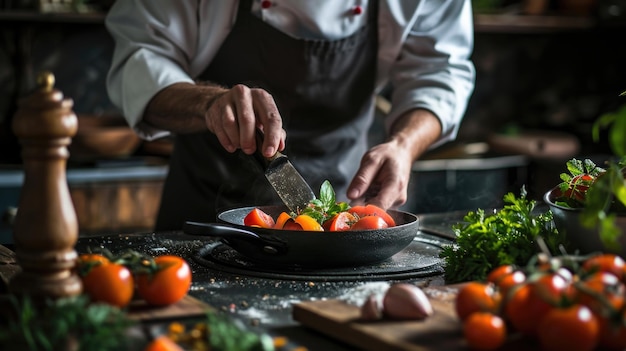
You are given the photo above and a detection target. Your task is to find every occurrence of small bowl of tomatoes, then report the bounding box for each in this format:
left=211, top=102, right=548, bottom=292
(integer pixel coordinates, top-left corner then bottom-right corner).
left=544, top=158, right=626, bottom=256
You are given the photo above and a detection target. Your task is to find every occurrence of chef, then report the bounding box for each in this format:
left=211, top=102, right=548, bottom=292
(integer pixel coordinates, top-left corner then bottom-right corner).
left=104, top=0, right=475, bottom=230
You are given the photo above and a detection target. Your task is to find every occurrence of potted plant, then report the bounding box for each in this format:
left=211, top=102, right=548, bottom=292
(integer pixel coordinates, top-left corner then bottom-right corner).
left=544, top=91, right=626, bottom=255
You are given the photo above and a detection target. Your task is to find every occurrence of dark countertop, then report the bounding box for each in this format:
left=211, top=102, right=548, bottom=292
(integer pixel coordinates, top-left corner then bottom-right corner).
left=74, top=222, right=457, bottom=350
left=1, top=210, right=462, bottom=350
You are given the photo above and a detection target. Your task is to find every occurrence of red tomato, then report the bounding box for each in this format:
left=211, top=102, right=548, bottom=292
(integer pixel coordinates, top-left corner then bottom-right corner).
left=78, top=253, right=110, bottom=265
left=581, top=254, right=626, bottom=280
left=598, top=308, right=626, bottom=350
left=505, top=282, right=559, bottom=338
left=350, top=215, right=388, bottom=230
left=143, top=335, right=184, bottom=351
left=505, top=273, right=571, bottom=337
left=243, top=208, right=275, bottom=228
left=455, top=282, right=500, bottom=321
left=537, top=304, right=599, bottom=351
left=495, top=270, right=526, bottom=299
left=323, top=211, right=356, bottom=231
left=136, top=255, right=192, bottom=306
left=575, top=271, right=625, bottom=315
left=81, top=262, right=134, bottom=308
left=348, top=204, right=396, bottom=227
left=463, top=312, right=507, bottom=351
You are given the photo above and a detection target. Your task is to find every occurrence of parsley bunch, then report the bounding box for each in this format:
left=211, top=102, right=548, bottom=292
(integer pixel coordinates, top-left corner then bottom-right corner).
left=440, top=187, right=565, bottom=283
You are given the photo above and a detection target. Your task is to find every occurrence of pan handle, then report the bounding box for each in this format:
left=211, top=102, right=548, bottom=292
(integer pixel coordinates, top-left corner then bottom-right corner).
left=182, top=221, right=285, bottom=255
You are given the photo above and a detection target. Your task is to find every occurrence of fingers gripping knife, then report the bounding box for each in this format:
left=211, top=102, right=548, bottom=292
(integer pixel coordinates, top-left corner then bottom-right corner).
left=254, top=130, right=316, bottom=213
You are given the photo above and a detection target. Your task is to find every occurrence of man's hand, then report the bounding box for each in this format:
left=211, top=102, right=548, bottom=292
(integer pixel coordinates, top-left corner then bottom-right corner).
left=347, top=140, right=412, bottom=209
left=347, top=108, right=442, bottom=210
left=144, top=82, right=285, bottom=158
left=205, top=84, right=285, bottom=158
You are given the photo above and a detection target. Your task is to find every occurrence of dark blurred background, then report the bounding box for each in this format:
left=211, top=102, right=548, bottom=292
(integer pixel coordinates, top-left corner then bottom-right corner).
left=0, top=0, right=625, bottom=237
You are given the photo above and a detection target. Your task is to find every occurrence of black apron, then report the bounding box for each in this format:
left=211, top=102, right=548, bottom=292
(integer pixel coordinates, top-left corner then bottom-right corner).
left=156, top=0, right=378, bottom=230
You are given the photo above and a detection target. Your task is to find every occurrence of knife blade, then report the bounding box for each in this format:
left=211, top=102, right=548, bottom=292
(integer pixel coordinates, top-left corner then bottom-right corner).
left=255, top=131, right=316, bottom=213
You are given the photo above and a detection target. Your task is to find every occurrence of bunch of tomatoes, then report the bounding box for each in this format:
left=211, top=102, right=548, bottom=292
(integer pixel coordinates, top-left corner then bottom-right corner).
left=77, top=250, right=192, bottom=309
left=244, top=204, right=396, bottom=231
left=456, top=252, right=626, bottom=351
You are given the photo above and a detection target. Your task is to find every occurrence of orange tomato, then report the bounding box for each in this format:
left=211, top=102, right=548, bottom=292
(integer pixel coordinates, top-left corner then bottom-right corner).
left=136, top=255, right=192, bottom=306
left=348, top=204, right=396, bottom=227
left=455, top=282, right=500, bottom=321
left=81, top=262, right=134, bottom=308
left=143, top=335, right=184, bottom=351
left=323, top=211, right=356, bottom=231
left=243, top=208, right=275, bottom=228
left=274, top=212, right=292, bottom=229
left=537, top=304, right=599, bottom=351
left=293, top=214, right=323, bottom=231
left=463, top=312, right=507, bottom=351
left=350, top=215, right=388, bottom=230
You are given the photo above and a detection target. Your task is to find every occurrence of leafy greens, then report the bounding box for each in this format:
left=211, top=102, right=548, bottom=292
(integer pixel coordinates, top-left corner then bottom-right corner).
left=440, top=187, right=566, bottom=283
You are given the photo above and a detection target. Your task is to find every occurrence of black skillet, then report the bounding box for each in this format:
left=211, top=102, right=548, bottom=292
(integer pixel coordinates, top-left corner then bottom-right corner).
left=183, top=205, right=419, bottom=268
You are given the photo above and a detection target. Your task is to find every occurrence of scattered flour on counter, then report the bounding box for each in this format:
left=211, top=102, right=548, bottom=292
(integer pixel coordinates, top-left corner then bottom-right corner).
left=337, top=282, right=390, bottom=306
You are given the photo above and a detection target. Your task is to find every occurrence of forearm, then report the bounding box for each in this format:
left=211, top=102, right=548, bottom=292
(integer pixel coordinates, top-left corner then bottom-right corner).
left=143, top=82, right=228, bottom=134
left=387, top=108, right=442, bottom=162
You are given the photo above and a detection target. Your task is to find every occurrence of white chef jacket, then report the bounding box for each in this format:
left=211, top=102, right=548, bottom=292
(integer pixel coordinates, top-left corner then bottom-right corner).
left=105, top=0, right=475, bottom=149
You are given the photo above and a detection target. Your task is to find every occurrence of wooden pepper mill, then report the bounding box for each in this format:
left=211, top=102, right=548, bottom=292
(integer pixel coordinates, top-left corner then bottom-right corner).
left=9, top=71, right=82, bottom=299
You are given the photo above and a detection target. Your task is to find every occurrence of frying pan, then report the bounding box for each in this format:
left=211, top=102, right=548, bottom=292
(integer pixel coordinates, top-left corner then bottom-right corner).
left=183, top=205, right=419, bottom=268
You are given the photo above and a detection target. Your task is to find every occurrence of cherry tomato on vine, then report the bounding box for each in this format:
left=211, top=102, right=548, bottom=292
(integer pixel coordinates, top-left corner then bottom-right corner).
left=136, top=255, right=192, bottom=306
left=81, top=262, right=134, bottom=308
left=486, top=265, right=514, bottom=285
left=537, top=304, right=599, bottom=351
left=575, top=271, right=625, bottom=315
left=495, top=270, right=526, bottom=298
left=598, top=308, right=626, bottom=350
left=244, top=208, right=275, bottom=228
left=463, top=312, right=507, bottom=351
left=487, top=265, right=526, bottom=298
left=455, top=282, right=500, bottom=321
left=581, top=254, right=626, bottom=280
left=350, top=215, right=388, bottom=231
left=78, top=253, right=110, bottom=265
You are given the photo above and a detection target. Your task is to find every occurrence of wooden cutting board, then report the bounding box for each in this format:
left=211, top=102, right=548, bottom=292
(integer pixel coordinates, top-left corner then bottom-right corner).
left=292, top=286, right=532, bottom=351
left=127, top=295, right=212, bottom=322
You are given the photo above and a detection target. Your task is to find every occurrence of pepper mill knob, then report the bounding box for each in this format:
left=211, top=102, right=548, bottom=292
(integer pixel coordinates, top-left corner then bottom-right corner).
left=9, top=71, right=82, bottom=299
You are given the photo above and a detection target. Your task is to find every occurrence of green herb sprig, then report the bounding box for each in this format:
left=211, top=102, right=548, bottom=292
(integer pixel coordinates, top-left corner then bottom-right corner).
left=440, top=187, right=565, bottom=283
left=300, top=180, right=350, bottom=225
left=0, top=295, right=135, bottom=351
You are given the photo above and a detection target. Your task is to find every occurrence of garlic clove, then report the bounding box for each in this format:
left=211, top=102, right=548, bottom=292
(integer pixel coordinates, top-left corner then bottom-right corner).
left=360, top=294, right=383, bottom=321
left=382, top=283, right=434, bottom=320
